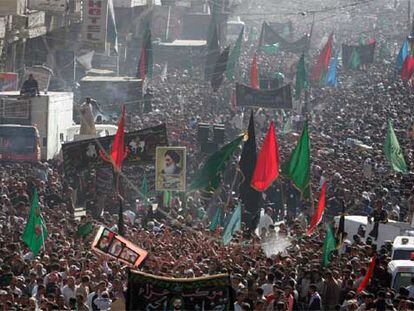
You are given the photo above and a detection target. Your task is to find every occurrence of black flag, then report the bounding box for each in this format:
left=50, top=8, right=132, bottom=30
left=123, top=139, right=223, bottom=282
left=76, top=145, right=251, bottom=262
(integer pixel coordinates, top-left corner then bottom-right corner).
left=211, top=46, right=230, bottom=92
left=259, top=21, right=309, bottom=54
left=204, top=25, right=220, bottom=81
left=239, top=111, right=261, bottom=230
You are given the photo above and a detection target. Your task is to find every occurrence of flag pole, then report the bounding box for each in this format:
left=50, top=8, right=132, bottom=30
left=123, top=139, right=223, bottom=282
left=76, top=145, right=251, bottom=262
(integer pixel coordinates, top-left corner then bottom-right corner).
left=114, top=170, right=125, bottom=236
left=37, top=194, right=46, bottom=253
left=225, top=165, right=240, bottom=207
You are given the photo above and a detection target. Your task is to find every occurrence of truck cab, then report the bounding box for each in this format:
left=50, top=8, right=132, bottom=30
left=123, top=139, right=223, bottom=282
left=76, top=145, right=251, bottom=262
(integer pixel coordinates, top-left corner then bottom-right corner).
left=391, top=236, right=414, bottom=260
left=388, top=260, right=414, bottom=290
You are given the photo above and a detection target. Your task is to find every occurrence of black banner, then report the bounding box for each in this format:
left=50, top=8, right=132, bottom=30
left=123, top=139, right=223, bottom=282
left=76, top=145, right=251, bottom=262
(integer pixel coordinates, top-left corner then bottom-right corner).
left=268, top=21, right=293, bottom=38
left=260, top=22, right=309, bottom=54
left=342, top=42, right=376, bottom=68
left=62, top=124, right=168, bottom=186
left=126, top=271, right=233, bottom=310
left=236, top=83, right=292, bottom=109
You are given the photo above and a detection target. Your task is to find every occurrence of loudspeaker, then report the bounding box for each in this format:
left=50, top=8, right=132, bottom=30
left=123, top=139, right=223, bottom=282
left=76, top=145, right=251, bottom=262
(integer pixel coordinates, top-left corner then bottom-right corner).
left=197, top=123, right=225, bottom=153
left=197, top=123, right=210, bottom=143
left=213, top=125, right=225, bottom=145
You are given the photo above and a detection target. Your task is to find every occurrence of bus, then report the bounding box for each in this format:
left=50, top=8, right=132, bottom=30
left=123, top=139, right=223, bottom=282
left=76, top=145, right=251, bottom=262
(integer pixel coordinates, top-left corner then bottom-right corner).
left=0, top=125, right=40, bottom=162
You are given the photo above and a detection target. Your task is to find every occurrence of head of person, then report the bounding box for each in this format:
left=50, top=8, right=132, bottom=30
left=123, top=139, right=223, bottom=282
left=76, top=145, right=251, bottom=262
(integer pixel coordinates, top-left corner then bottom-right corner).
left=309, top=284, right=317, bottom=295
left=164, top=150, right=180, bottom=174
left=28, top=74, right=34, bottom=81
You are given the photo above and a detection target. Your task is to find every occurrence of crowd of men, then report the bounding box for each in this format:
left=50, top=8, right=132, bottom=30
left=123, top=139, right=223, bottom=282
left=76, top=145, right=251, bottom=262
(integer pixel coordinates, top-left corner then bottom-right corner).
left=2, top=0, right=414, bottom=310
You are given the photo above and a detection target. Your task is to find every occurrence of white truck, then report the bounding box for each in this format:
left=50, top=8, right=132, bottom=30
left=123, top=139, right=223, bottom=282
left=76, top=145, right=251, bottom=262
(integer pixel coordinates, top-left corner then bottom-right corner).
left=334, top=215, right=414, bottom=249
left=0, top=92, right=73, bottom=160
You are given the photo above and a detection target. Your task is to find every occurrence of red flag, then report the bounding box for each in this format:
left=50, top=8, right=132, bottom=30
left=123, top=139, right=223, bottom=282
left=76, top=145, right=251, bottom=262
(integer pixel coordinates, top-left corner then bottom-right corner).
left=306, top=182, right=327, bottom=235
left=100, top=106, right=129, bottom=172
left=310, top=34, right=333, bottom=81
left=357, top=256, right=376, bottom=293
left=402, top=55, right=414, bottom=81
left=250, top=53, right=259, bottom=90
left=251, top=122, right=279, bottom=191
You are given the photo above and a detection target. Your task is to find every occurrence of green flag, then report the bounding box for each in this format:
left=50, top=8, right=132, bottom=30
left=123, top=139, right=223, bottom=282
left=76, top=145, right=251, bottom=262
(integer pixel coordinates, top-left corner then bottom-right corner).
left=322, top=225, right=336, bottom=267
left=188, top=135, right=244, bottom=192
left=349, top=47, right=360, bottom=69
left=223, top=204, right=241, bottom=245
left=384, top=120, right=408, bottom=173
left=295, top=53, right=308, bottom=100
left=248, top=27, right=257, bottom=44
left=282, top=121, right=311, bottom=198
left=163, top=190, right=171, bottom=207
left=76, top=222, right=94, bottom=238
left=22, top=190, right=47, bottom=256
left=258, top=43, right=279, bottom=55
left=226, top=27, right=244, bottom=81
left=140, top=175, right=148, bottom=204
left=209, top=207, right=222, bottom=231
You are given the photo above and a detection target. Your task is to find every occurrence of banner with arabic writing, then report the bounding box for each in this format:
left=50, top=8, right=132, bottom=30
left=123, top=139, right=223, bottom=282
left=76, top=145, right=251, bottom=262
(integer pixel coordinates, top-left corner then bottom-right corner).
left=126, top=271, right=233, bottom=310
left=62, top=123, right=168, bottom=187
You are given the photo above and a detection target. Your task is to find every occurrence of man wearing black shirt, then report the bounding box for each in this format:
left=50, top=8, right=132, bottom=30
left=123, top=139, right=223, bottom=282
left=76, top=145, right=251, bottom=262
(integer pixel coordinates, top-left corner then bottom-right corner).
left=20, top=74, right=40, bottom=97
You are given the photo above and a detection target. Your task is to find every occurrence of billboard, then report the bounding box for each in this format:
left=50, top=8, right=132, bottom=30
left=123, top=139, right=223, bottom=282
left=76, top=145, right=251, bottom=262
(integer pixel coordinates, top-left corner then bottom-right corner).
left=82, top=0, right=108, bottom=51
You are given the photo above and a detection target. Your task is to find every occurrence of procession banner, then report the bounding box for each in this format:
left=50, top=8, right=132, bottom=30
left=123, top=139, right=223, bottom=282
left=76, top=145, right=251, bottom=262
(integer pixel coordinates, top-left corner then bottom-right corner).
left=236, top=83, right=292, bottom=109
left=155, top=147, right=186, bottom=191
left=126, top=271, right=233, bottom=310
left=260, top=22, right=309, bottom=54
left=62, top=123, right=168, bottom=186
left=82, top=0, right=108, bottom=51
left=342, top=42, right=376, bottom=68
left=0, top=73, right=18, bottom=91
left=92, top=226, right=148, bottom=267
left=268, top=21, right=293, bottom=38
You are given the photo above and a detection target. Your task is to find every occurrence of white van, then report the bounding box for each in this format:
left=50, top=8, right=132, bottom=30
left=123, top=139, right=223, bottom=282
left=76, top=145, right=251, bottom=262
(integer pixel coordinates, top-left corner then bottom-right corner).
left=334, top=215, right=414, bottom=249
left=388, top=260, right=414, bottom=290
left=391, top=236, right=414, bottom=260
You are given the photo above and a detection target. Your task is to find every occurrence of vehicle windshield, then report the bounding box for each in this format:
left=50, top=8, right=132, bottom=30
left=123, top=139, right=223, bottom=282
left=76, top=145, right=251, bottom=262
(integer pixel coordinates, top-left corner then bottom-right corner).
left=392, top=250, right=414, bottom=260
left=394, top=272, right=414, bottom=289
left=0, top=127, right=36, bottom=153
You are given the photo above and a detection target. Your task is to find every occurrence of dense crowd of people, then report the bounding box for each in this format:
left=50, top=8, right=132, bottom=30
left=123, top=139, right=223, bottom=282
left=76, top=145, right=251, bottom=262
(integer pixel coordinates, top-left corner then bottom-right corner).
left=2, top=0, right=414, bottom=310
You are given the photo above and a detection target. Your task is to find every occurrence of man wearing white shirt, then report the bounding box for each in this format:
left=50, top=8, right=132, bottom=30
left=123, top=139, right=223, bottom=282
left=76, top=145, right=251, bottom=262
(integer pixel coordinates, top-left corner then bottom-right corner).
left=261, top=274, right=275, bottom=296
left=62, top=276, right=76, bottom=306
